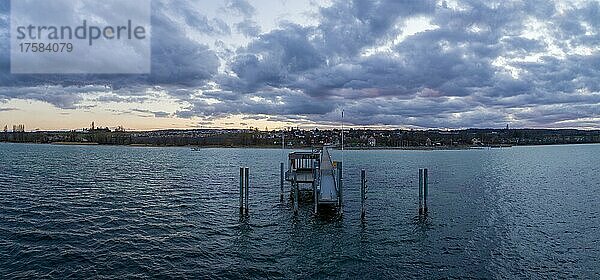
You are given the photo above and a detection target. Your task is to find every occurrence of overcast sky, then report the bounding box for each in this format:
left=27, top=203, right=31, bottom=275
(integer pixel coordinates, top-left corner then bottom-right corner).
left=1, top=0, right=600, bottom=131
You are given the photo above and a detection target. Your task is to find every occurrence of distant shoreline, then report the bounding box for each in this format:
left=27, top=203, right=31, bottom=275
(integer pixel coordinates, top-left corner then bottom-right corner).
left=2, top=141, right=599, bottom=150
left=51, top=142, right=100, bottom=146
left=2, top=128, right=598, bottom=150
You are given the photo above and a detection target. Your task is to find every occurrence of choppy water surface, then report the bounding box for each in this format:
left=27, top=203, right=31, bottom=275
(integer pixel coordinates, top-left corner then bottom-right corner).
left=0, top=143, right=599, bottom=279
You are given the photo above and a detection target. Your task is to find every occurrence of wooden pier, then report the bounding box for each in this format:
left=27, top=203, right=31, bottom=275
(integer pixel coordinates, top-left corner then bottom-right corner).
left=238, top=147, right=430, bottom=219
left=283, top=146, right=342, bottom=214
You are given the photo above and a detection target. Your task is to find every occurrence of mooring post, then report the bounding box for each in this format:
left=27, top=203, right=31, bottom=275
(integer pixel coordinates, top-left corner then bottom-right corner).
left=423, top=168, right=428, bottom=213
left=280, top=162, right=284, bottom=200
left=361, top=169, right=366, bottom=220
left=244, top=167, right=249, bottom=214
left=313, top=167, right=318, bottom=214
left=338, top=161, right=343, bottom=212
left=239, top=167, right=244, bottom=213
left=418, top=168, right=423, bottom=214
left=293, top=172, right=299, bottom=214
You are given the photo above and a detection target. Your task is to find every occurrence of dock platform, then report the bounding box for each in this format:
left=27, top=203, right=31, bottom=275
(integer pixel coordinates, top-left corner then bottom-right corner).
left=284, top=146, right=342, bottom=213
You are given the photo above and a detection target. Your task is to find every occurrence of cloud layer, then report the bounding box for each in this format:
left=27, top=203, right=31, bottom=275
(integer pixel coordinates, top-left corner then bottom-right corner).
left=1, top=0, right=600, bottom=128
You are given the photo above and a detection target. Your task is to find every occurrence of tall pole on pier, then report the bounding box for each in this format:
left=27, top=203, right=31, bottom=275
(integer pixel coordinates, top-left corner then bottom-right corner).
left=281, top=127, right=285, bottom=201
left=341, top=110, right=344, bottom=157
left=340, top=109, right=344, bottom=214
left=281, top=127, right=285, bottom=159
left=341, top=110, right=344, bottom=176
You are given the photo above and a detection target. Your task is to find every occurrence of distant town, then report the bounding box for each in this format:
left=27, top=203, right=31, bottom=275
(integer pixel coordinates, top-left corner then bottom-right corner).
left=2, top=122, right=600, bottom=149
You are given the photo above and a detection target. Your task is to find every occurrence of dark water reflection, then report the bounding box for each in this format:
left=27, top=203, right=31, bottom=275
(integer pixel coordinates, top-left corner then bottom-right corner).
left=0, top=143, right=599, bottom=279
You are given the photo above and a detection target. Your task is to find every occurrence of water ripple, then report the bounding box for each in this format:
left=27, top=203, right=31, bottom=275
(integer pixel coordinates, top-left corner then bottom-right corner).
left=1, top=143, right=599, bottom=279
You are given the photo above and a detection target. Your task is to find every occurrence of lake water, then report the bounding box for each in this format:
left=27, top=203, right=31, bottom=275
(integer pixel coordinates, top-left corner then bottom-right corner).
left=0, top=143, right=599, bottom=279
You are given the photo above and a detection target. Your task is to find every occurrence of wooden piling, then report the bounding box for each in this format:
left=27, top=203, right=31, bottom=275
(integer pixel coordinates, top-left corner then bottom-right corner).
left=337, top=161, right=343, bottom=212
left=244, top=167, right=249, bottom=213
left=293, top=172, right=299, bottom=214
left=423, top=168, right=428, bottom=213
left=313, top=167, right=318, bottom=214
left=361, top=169, right=366, bottom=220
left=239, top=167, right=244, bottom=212
left=418, top=168, right=423, bottom=214
left=280, top=162, right=284, bottom=199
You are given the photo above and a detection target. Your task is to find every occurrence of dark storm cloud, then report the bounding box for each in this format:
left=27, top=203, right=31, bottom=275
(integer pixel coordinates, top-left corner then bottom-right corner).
left=0, top=86, right=91, bottom=109
left=217, top=0, right=599, bottom=128
left=223, top=23, right=326, bottom=93
left=0, top=0, right=219, bottom=108
left=148, top=2, right=220, bottom=85
left=316, top=0, right=436, bottom=57
left=236, top=19, right=261, bottom=37
left=222, top=0, right=436, bottom=95
left=0, top=1, right=9, bottom=87
left=173, top=4, right=231, bottom=36
left=93, top=95, right=148, bottom=103
left=175, top=88, right=336, bottom=119
left=224, top=0, right=256, bottom=18
left=131, top=108, right=171, bottom=118
left=1, top=0, right=600, bottom=128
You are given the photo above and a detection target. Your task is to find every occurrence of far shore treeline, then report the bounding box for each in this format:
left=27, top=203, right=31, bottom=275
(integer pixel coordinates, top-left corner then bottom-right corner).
left=1, top=127, right=600, bottom=148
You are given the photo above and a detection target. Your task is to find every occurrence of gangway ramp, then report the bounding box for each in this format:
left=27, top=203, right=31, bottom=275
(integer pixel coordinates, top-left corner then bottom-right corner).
left=318, top=147, right=338, bottom=205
